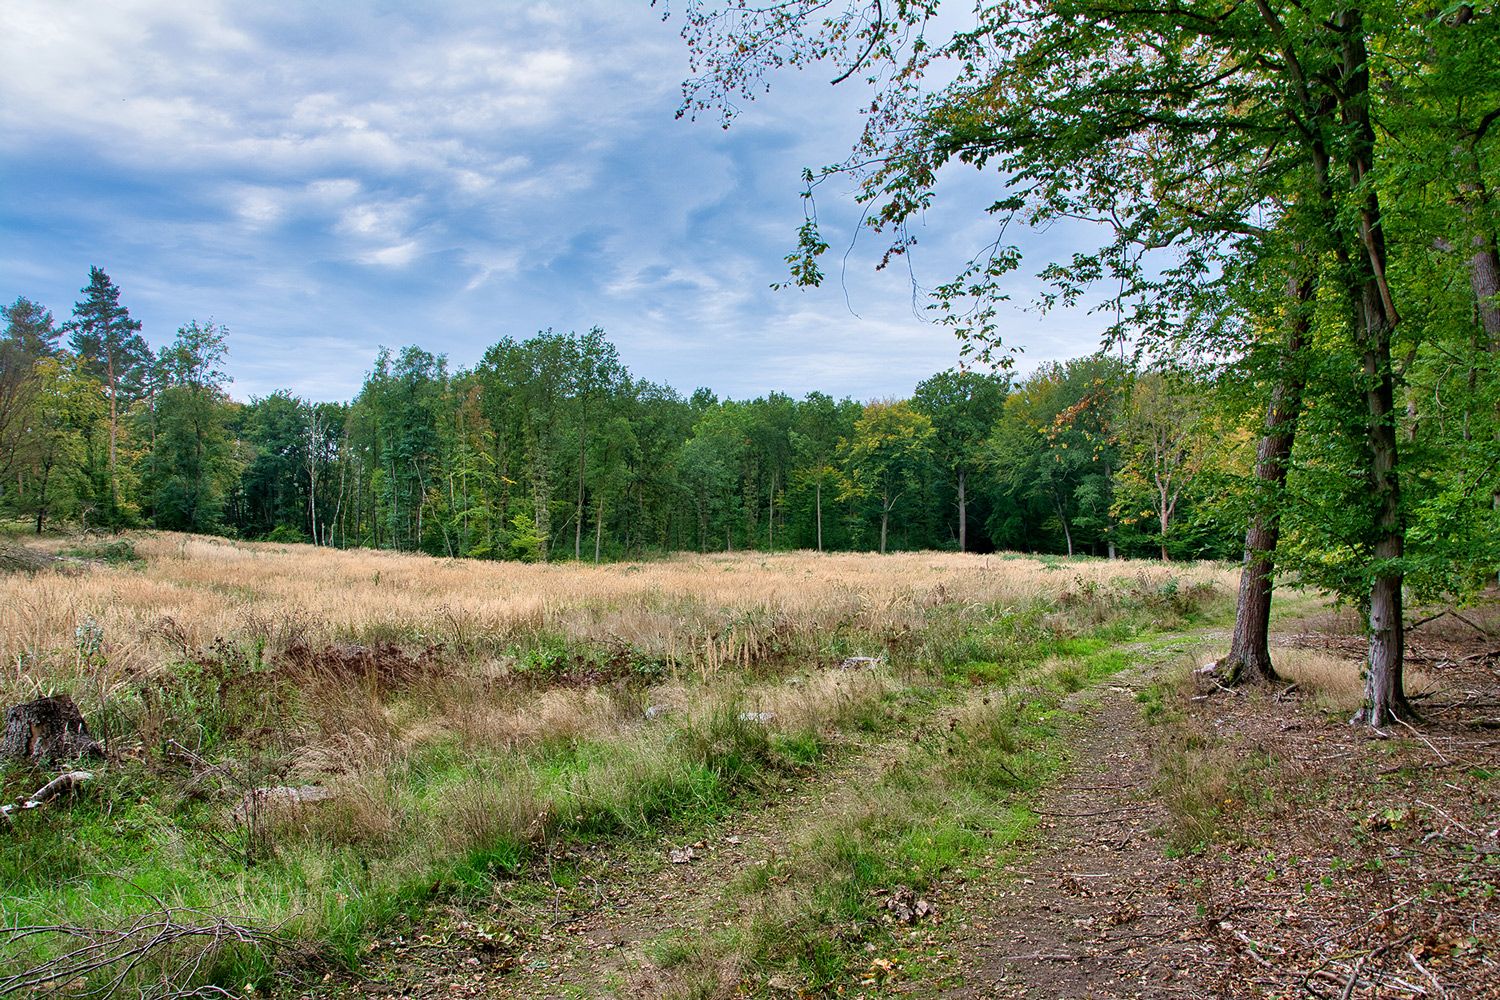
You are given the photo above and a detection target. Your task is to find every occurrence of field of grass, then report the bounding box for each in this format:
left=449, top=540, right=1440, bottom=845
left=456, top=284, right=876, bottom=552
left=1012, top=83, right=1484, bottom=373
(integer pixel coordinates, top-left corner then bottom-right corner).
left=0, top=532, right=1244, bottom=996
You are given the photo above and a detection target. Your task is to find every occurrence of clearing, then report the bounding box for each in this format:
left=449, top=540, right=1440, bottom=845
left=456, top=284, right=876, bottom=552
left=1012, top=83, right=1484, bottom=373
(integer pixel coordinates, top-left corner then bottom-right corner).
left=1, top=535, right=1496, bottom=999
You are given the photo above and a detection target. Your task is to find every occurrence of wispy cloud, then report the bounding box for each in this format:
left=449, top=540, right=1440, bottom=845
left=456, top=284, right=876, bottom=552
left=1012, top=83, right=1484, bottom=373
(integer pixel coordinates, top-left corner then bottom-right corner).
left=0, top=0, right=1105, bottom=403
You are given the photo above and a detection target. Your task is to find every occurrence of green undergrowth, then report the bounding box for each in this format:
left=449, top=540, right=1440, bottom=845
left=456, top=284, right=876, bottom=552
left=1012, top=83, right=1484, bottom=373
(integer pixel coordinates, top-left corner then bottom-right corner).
left=0, top=702, right=857, bottom=990
left=0, top=573, right=1230, bottom=996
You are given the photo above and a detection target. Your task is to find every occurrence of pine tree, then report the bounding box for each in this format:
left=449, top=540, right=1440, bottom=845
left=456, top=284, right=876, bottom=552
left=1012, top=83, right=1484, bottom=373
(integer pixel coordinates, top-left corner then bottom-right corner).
left=66, top=267, right=149, bottom=516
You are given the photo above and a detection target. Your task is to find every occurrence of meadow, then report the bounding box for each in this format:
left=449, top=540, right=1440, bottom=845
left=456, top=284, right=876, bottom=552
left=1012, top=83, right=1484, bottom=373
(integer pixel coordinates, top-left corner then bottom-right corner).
left=1, top=533, right=1248, bottom=995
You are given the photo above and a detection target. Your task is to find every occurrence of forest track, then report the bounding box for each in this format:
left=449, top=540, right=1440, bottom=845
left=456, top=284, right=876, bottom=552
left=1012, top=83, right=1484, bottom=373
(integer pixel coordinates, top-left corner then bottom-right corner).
left=928, top=673, right=1209, bottom=999
left=341, top=645, right=1206, bottom=1000
left=332, top=612, right=1500, bottom=999
left=347, top=721, right=918, bottom=999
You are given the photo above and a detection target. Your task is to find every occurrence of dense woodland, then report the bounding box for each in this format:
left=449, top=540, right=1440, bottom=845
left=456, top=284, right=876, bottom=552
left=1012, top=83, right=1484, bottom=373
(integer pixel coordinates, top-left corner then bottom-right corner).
left=1, top=245, right=1496, bottom=593
left=1, top=274, right=1248, bottom=562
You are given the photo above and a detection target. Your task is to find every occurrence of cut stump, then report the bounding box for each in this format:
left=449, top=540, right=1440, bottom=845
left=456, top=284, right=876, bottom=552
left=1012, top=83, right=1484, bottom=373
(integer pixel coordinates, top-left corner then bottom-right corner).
left=0, top=694, right=103, bottom=763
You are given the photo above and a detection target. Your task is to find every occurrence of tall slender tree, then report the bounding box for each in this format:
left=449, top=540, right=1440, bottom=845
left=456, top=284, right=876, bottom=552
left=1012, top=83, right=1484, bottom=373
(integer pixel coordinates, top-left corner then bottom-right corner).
left=66, top=267, right=149, bottom=512
left=913, top=369, right=1008, bottom=552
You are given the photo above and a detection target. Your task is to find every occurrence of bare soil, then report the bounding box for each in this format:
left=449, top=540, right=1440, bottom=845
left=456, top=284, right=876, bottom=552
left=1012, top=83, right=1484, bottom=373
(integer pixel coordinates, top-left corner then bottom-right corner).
left=323, top=610, right=1500, bottom=1000
left=929, top=682, right=1208, bottom=999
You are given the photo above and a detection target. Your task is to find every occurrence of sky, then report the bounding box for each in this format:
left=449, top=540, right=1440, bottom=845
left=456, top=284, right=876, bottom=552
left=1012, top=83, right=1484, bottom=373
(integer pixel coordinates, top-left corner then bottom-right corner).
left=0, top=0, right=1110, bottom=404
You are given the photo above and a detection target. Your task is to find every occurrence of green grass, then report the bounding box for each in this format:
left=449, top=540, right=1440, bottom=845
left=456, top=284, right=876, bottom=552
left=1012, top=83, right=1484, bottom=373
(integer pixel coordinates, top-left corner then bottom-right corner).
left=625, top=648, right=1142, bottom=997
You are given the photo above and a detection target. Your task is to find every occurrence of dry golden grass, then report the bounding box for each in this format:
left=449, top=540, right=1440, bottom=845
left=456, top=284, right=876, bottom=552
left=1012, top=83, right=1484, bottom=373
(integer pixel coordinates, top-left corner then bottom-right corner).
left=0, top=532, right=1248, bottom=993
left=3, top=531, right=1240, bottom=699
left=1270, top=648, right=1436, bottom=714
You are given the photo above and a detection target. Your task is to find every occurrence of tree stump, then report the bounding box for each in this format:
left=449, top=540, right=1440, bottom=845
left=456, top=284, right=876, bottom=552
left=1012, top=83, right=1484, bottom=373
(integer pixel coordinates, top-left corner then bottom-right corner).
left=0, top=694, right=102, bottom=763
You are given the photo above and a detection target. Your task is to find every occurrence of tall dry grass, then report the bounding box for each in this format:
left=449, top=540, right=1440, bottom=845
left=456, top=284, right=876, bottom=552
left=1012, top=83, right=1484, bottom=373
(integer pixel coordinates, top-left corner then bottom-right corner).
left=3, top=532, right=1240, bottom=698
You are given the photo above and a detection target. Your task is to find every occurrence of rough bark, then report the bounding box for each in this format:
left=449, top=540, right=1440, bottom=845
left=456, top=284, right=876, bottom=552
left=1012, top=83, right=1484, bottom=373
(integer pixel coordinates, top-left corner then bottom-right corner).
left=1473, top=243, right=1500, bottom=342
left=1224, top=274, right=1314, bottom=686
left=1342, top=7, right=1412, bottom=726
left=1, top=694, right=102, bottom=763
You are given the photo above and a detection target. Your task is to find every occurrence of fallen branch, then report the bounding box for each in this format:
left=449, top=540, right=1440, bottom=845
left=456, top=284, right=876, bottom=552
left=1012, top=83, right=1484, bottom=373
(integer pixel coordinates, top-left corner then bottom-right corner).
left=24, top=770, right=93, bottom=807
left=1404, top=609, right=1494, bottom=637
left=1447, top=610, right=1494, bottom=637
left=0, top=907, right=299, bottom=1000
left=1406, top=952, right=1446, bottom=999
left=1339, top=956, right=1366, bottom=1000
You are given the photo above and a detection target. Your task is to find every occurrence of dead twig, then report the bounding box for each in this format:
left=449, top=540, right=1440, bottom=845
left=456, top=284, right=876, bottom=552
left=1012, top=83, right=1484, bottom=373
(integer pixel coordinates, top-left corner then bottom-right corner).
left=0, top=907, right=298, bottom=1000
left=23, top=771, right=93, bottom=807
left=1388, top=716, right=1450, bottom=765
left=1408, top=952, right=1447, bottom=1000
left=1339, top=956, right=1366, bottom=1000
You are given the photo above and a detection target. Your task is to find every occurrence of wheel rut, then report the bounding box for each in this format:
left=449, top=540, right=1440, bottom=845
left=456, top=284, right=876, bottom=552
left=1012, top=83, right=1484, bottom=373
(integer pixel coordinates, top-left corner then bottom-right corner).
left=348, top=663, right=1202, bottom=999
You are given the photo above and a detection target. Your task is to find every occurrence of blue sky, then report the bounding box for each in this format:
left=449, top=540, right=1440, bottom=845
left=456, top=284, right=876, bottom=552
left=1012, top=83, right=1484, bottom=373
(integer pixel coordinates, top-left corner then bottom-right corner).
left=1, top=1, right=1108, bottom=404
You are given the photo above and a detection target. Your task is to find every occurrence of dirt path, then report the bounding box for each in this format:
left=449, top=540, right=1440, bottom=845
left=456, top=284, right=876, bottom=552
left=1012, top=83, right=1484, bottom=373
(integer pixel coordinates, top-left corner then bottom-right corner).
left=353, top=728, right=913, bottom=999
left=929, top=679, right=1207, bottom=999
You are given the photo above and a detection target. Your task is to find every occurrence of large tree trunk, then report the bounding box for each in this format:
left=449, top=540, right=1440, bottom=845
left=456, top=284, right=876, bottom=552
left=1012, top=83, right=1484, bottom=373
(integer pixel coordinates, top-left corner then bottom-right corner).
left=1474, top=240, right=1500, bottom=553
left=1224, top=273, right=1314, bottom=686
left=1342, top=7, right=1412, bottom=726
left=1356, top=289, right=1411, bottom=725
left=1472, top=243, right=1500, bottom=342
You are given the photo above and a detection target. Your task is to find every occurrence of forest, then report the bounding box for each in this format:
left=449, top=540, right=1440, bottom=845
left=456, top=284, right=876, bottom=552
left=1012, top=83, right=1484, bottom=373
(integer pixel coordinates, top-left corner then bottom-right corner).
left=2, top=272, right=1247, bottom=564
left=3, top=237, right=1499, bottom=585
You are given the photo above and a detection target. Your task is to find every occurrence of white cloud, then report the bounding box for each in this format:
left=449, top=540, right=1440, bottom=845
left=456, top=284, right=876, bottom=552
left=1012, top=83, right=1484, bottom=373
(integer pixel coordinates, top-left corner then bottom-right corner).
left=2, top=1, right=1108, bottom=405
left=362, top=242, right=420, bottom=268
left=235, top=187, right=283, bottom=225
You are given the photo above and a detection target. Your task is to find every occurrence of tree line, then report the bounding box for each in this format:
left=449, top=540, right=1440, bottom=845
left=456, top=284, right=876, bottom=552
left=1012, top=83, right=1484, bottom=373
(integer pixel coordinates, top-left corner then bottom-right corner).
left=6, top=268, right=1277, bottom=563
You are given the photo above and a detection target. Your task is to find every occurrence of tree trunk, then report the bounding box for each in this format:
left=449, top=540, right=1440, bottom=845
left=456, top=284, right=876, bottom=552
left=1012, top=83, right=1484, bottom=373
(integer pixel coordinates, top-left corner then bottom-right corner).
left=1342, top=7, right=1411, bottom=726
left=106, top=353, right=118, bottom=506
left=1472, top=243, right=1500, bottom=342
left=815, top=475, right=823, bottom=552
left=576, top=400, right=587, bottom=562
left=880, top=496, right=889, bottom=554
left=769, top=468, right=776, bottom=554
left=1356, top=285, right=1411, bottom=725
left=1224, top=273, right=1314, bottom=685
left=1055, top=493, right=1073, bottom=557
left=1103, top=458, right=1117, bottom=559
left=594, top=493, right=604, bottom=564
left=957, top=468, right=967, bottom=553
left=2, top=694, right=101, bottom=763
left=1477, top=242, right=1500, bottom=553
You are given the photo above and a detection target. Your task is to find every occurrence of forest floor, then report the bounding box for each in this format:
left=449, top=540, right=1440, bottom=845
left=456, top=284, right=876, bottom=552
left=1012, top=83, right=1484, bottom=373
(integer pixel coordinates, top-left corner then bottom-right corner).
left=321, top=606, right=1500, bottom=1000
